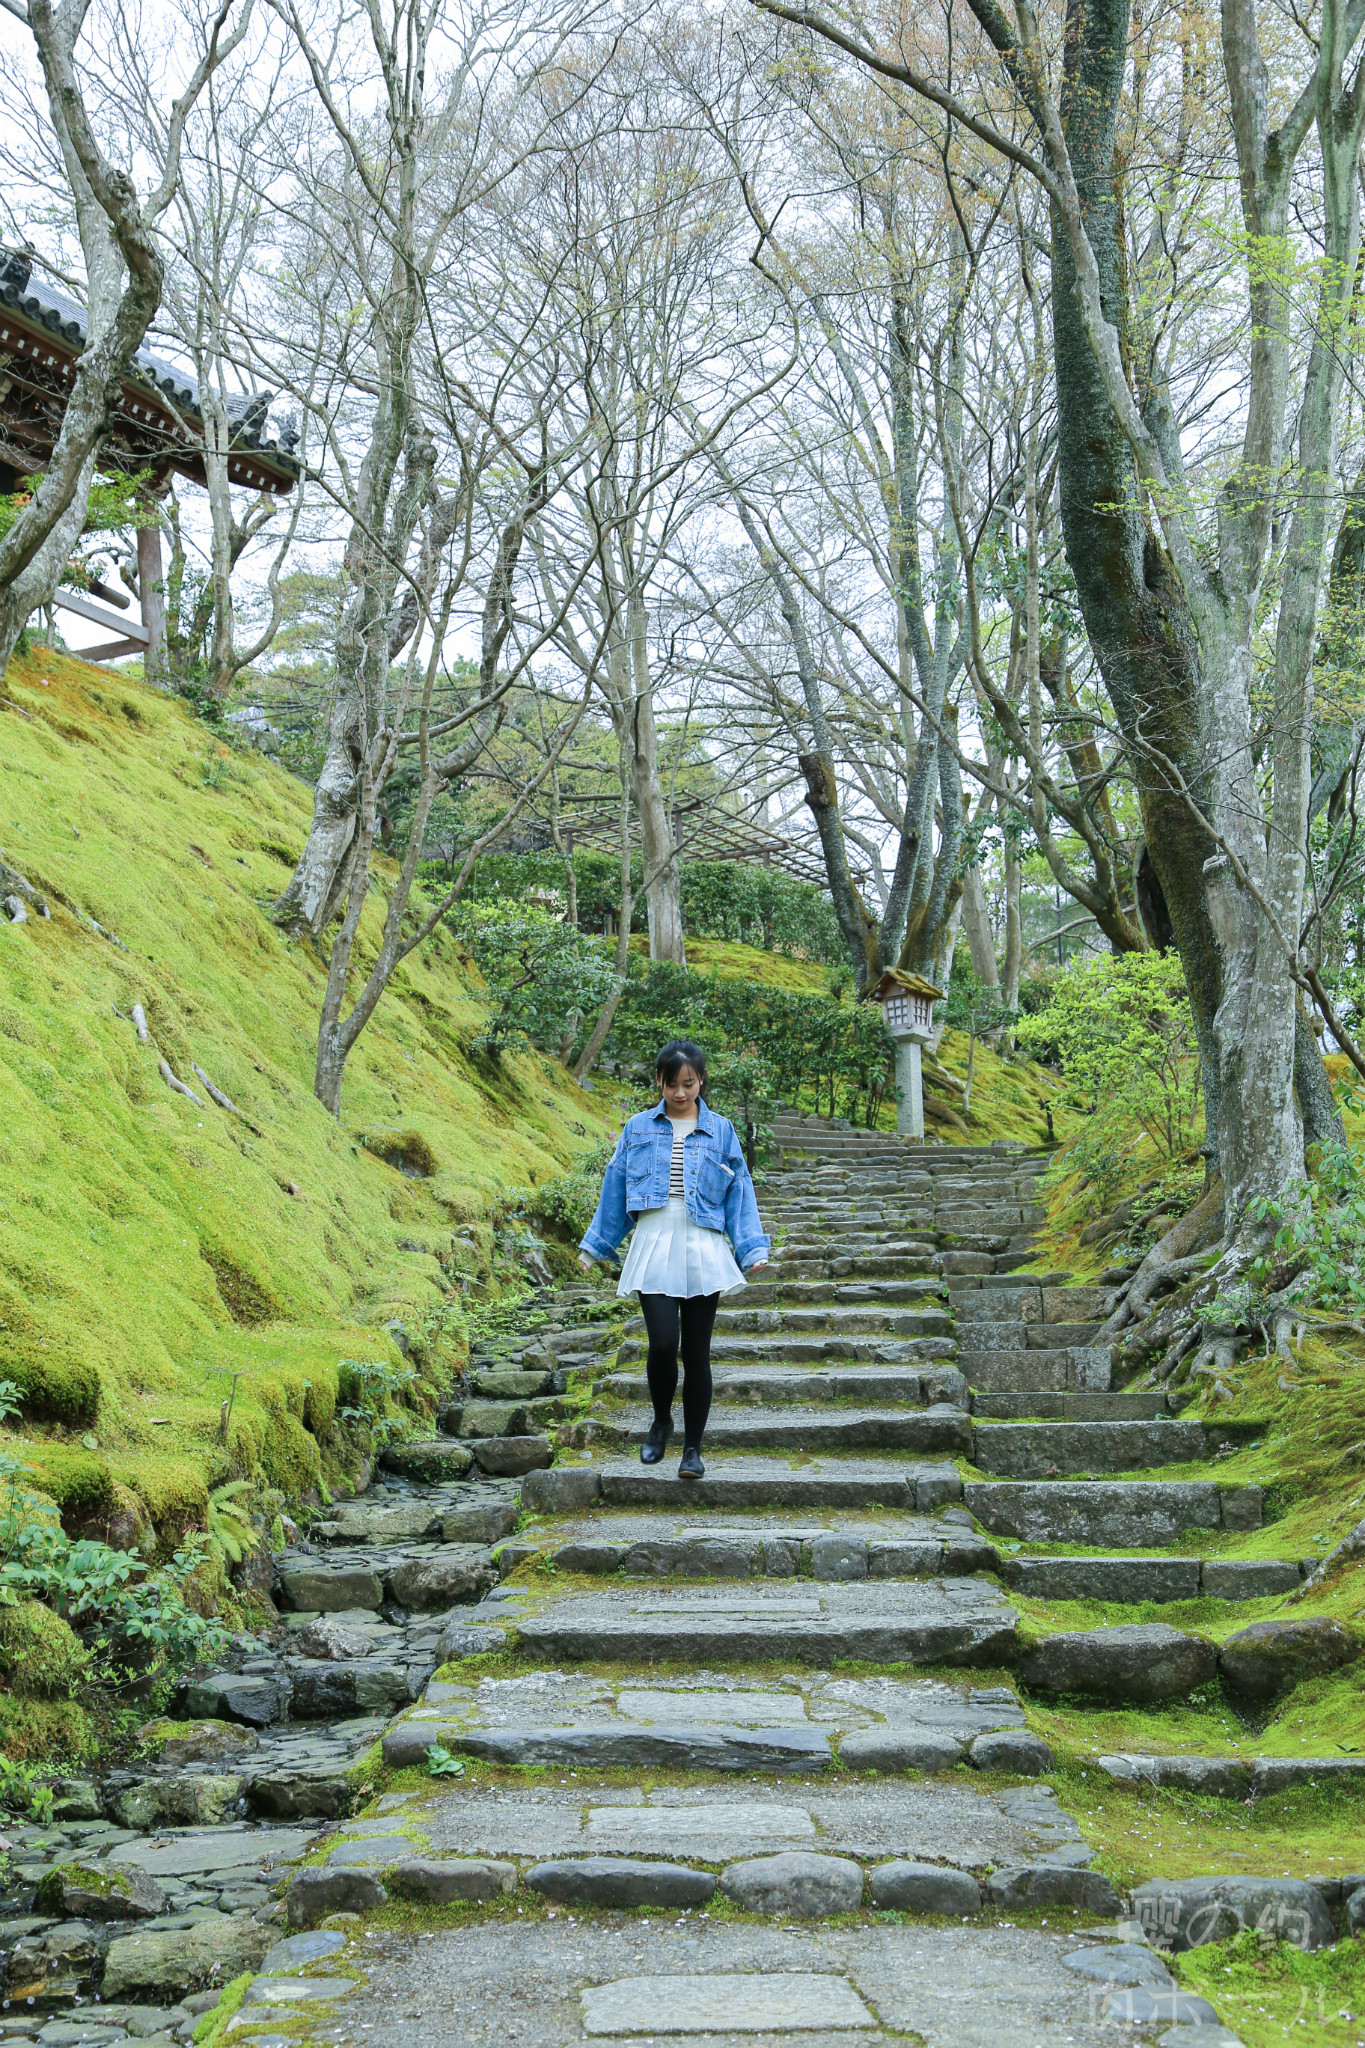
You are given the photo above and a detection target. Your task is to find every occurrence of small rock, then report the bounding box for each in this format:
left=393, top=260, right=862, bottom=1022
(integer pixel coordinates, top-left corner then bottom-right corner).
left=521, top=1466, right=602, bottom=1511
left=1155, top=2029, right=1247, bottom=2048
left=986, top=1866, right=1121, bottom=1914
left=434, top=1621, right=507, bottom=1662
left=1347, top=1884, right=1365, bottom=1936
left=286, top=1867, right=388, bottom=1929
left=472, top=1435, right=553, bottom=1477
left=277, top=1566, right=384, bottom=1614
left=138, top=1718, right=259, bottom=1767
left=1130, top=1875, right=1335, bottom=1951
left=1217, top=1617, right=1359, bottom=1701
left=808, top=1534, right=867, bottom=1582
left=287, top=1659, right=410, bottom=1717
left=386, top=1548, right=499, bottom=1612
left=45, top=1779, right=101, bottom=1823
left=839, top=1731, right=962, bottom=1773
left=379, top=1442, right=474, bottom=1483
left=460, top=1401, right=530, bottom=1438
left=720, top=1852, right=864, bottom=1917
left=1016, top=1624, right=1216, bottom=1702
left=260, top=1929, right=347, bottom=1972
left=471, top=1370, right=554, bottom=1399
left=525, top=1859, right=712, bottom=1908
left=1062, top=1944, right=1175, bottom=1987
left=113, top=1777, right=242, bottom=1830
left=247, top=1770, right=356, bottom=1822
left=5, top=895, right=28, bottom=923
left=1107, top=1989, right=1220, bottom=2026
left=35, top=1861, right=166, bottom=1922
left=868, top=1861, right=980, bottom=1914
left=292, top=1616, right=391, bottom=1661
left=442, top=1500, right=520, bottom=1545
left=389, top=1857, right=517, bottom=1905
left=327, top=1834, right=422, bottom=1868
left=180, top=1671, right=290, bottom=1727
left=969, top=1730, right=1055, bottom=1775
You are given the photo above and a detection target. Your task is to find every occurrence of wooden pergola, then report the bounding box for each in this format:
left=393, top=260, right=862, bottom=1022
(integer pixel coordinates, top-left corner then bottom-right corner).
left=0, top=245, right=297, bottom=663
left=494, top=791, right=864, bottom=890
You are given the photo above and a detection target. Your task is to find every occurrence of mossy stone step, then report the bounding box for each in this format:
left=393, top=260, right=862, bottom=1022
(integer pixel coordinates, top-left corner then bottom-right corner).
left=957, top=1349, right=1100, bottom=1393
left=998, top=1555, right=1307, bottom=1602
left=512, top=1577, right=1017, bottom=1667
left=615, top=1332, right=958, bottom=1368
left=523, top=1457, right=963, bottom=1513
left=599, top=1365, right=968, bottom=1408
left=972, top=1392, right=1167, bottom=1420
left=969, top=1417, right=1260, bottom=1478
left=599, top=1404, right=973, bottom=1455
left=963, top=1479, right=1262, bottom=1545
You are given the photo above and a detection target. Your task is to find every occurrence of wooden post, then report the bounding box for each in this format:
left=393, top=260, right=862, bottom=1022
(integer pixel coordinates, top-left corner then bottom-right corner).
left=137, top=517, right=167, bottom=685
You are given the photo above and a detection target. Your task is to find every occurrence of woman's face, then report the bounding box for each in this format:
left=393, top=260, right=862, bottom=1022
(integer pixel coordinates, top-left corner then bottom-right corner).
left=660, top=1064, right=702, bottom=1114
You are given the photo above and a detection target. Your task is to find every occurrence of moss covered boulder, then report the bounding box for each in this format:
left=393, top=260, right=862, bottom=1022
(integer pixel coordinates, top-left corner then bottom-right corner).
left=36, top=1858, right=165, bottom=1921
left=101, top=1914, right=276, bottom=2001
left=137, top=1716, right=260, bottom=1767
left=1218, top=1616, right=1360, bottom=1701
left=0, top=1599, right=88, bottom=1698
left=113, top=1773, right=243, bottom=1829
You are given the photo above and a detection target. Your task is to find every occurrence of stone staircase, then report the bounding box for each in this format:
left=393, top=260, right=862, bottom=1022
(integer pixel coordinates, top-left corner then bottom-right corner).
left=6, top=1123, right=1357, bottom=2045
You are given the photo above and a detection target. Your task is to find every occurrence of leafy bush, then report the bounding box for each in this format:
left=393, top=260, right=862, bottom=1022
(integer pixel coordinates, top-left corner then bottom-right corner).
left=336, top=1357, right=419, bottom=1446
left=451, top=902, right=619, bottom=1058
left=1018, top=953, right=1201, bottom=1163
left=1248, top=1135, right=1365, bottom=1310
left=0, top=1444, right=226, bottom=1695
left=609, top=960, right=893, bottom=1128
left=522, top=1140, right=616, bottom=1242
left=459, top=850, right=846, bottom=961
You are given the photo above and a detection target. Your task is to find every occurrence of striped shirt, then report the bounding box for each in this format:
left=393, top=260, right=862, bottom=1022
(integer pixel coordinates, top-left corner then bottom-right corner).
left=668, top=1118, right=695, bottom=1196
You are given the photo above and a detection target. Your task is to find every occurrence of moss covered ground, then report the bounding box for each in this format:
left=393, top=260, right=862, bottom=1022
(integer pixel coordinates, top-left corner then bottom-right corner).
left=0, top=645, right=622, bottom=1541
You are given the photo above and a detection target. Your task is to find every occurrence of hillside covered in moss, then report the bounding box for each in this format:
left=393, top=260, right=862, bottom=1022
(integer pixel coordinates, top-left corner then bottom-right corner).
left=0, top=647, right=622, bottom=1551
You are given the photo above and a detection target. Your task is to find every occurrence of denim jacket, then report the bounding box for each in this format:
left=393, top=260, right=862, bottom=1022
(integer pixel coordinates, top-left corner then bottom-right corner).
left=580, top=1099, right=771, bottom=1271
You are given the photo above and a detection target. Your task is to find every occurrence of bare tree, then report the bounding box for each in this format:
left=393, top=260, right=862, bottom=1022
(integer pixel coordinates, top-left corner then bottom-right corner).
left=0, top=0, right=252, bottom=670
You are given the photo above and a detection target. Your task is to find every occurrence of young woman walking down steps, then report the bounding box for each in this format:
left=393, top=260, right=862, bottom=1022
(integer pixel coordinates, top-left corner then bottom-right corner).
left=579, top=1040, right=770, bottom=1477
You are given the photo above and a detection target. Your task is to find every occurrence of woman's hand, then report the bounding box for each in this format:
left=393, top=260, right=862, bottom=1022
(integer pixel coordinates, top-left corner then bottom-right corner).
left=746, top=1260, right=768, bottom=1275
left=579, top=1253, right=597, bottom=1273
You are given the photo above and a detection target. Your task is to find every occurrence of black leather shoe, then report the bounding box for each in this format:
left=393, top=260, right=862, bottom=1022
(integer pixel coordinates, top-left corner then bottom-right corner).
left=640, top=1418, right=672, bottom=1465
left=678, top=1445, right=705, bottom=1479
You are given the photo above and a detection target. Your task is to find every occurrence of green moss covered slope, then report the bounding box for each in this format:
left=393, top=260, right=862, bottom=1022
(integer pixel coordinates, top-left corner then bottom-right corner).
left=0, top=647, right=613, bottom=1534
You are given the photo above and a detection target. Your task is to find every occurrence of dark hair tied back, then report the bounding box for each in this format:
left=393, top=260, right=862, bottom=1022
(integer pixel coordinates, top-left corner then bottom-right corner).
left=655, top=1039, right=708, bottom=1094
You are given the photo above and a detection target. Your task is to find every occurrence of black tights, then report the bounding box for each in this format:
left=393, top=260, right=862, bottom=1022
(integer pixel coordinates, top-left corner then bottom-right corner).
left=638, top=1291, right=718, bottom=1449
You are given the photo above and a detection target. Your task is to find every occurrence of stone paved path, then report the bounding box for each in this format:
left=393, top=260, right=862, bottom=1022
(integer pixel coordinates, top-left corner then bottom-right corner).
left=3, top=1114, right=1357, bottom=2043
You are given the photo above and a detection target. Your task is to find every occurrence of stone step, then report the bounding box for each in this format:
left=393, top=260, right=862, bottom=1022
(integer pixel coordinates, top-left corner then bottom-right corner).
left=524, top=1458, right=965, bottom=1514
left=740, top=1277, right=948, bottom=1308
left=381, top=1672, right=1042, bottom=1787
left=542, top=1525, right=997, bottom=1580
left=1097, top=1751, right=1365, bottom=1797
left=598, top=1404, right=973, bottom=1456
left=971, top=1392, right=1169, bottom=1420
left=614, top=1332, right=958, bottom=1368
left=641, top=1305, right=957, bottom=1339
left=958, top=1350, right=1101, bottom=1393
left=774, top=1254, right=951, bottom=1280
left=599, top=1366, right=967, bottom=1408
left=998, top=1555, right=1308, bottom=1602
left=510, top=1577, right=1017, bottom=1666
left=969, top=1418, right=1260, bottom=1478
left=963, top=1479, right=1263, bottom=1545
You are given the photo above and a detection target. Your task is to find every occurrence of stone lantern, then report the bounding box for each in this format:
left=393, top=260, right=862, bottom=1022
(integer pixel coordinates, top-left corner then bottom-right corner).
left=873, top=971, right=945, bottom=1140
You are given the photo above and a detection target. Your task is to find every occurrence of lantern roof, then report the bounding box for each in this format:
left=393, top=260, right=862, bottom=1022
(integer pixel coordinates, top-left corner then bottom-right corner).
left=872, top=970, right=945, bottom=1003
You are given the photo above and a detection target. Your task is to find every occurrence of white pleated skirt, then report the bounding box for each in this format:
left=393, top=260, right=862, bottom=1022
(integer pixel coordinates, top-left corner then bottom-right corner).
left=616, top=1196, right=747, bottom=1299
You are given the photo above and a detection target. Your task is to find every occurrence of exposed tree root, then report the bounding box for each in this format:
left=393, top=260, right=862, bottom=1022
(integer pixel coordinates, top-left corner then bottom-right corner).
left=191, top=1063, right=245, bottom=1117
left=158, top=1057, right=203, bottom=1107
